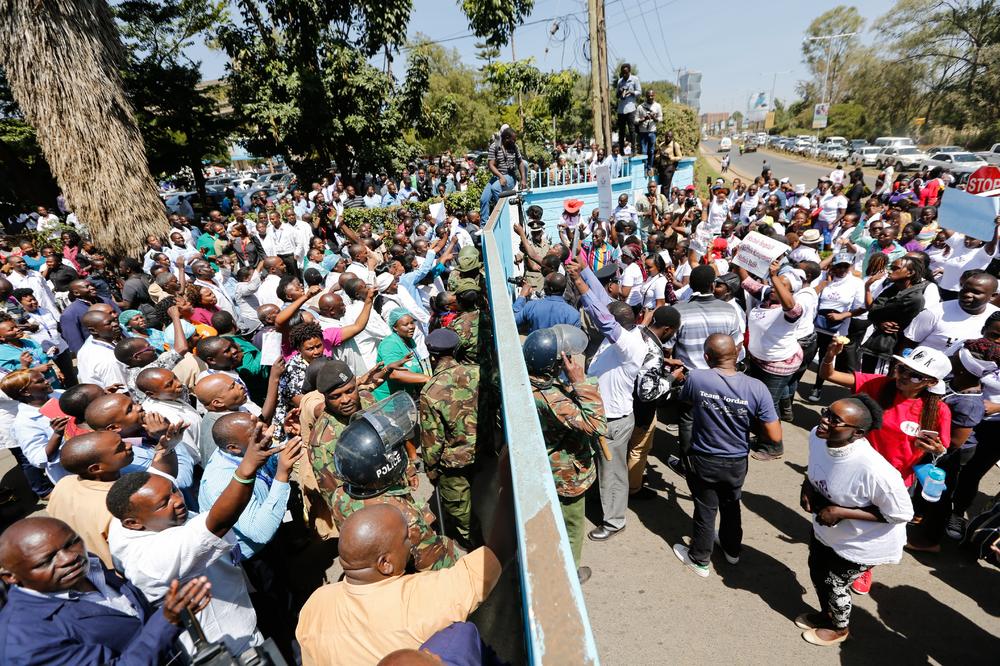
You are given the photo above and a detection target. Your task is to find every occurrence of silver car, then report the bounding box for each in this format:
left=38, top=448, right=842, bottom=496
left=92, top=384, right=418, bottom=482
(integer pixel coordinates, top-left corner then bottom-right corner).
left=921, top=151, right=988, bottom=175
left=851, top=146, right=880, bottom=166
left=875, top=146, right=928, bottom=170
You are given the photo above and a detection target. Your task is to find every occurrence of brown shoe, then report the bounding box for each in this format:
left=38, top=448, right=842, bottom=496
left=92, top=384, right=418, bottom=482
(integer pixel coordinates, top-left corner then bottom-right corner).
left=802, top=627, right=849, bottom=646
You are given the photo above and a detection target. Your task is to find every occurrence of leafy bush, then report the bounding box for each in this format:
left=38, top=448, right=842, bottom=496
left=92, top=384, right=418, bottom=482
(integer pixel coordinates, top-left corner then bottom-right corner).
left=342, top=170, right=488, bottom=231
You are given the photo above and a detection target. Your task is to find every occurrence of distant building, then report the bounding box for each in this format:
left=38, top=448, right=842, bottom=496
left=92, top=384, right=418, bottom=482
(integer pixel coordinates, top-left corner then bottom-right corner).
left=677, top=70, right=701, bottom=111
left=699, top=112, right=729, bottom=134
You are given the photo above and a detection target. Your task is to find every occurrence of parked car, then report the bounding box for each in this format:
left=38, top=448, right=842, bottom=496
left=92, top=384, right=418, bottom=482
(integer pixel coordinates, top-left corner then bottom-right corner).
left=873, top=136, right=916, bottom=148
left=824, top=136, right=848, bottom=147
left=875, top=145, right=928, bottom=170
left=851, top=146, right=881, bottom=166
left=926, top=145, right=965, bottom=155
left=163, top=192, right=197, bottom=215
left=975, top=143, right=1000, bottom=165
left=826, top=145, right=850, bottom=162
left=921, top=151, right=988, bottom=175
left=743, top=139, right=758, bottom=153
left=849, top=139, right=868, bottom=152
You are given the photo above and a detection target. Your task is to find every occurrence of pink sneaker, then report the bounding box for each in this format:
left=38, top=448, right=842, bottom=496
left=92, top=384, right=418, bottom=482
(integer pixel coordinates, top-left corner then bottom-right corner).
left=851, top=569, right=872, bottom=595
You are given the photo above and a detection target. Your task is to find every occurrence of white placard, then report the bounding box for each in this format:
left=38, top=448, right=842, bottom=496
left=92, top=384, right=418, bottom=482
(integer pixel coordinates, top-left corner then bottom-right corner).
left=596, top=164, right=613, bottom=221
left=259, top=330, right=283, bottom=366
left=689, top=228, right=713, bottom=258
left=939, top=187, right=1000, bottom=241
left=731, top=231, right=791, bottom=277
left=429, top=201, right=447, bottom=224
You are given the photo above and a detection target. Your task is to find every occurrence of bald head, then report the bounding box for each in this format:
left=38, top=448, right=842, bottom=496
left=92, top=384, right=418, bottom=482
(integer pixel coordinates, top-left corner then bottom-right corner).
left=378, top=649, right=443, bottom=666
left=704, top=333, right=738, bottom=367
left=318, top=292, right=345, bottom=318
left=543, top=272, right=567, bottom=296
left=339, top=504, right=408, bottom=576
left=84, top=393, right=134, bottom=431
left=0, top=518, right=87, bottom=593
left=211, top=412, right=255, bottom=454
left=58, top=431, right=130, bottom=478
left=134, top=367, right=174, bottom=396
left=58, top=383, right=105, bottom=420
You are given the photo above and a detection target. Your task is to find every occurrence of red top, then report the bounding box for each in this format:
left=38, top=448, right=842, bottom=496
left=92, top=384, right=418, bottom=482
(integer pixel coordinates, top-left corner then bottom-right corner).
left=854, top=372, right=951, bottom=486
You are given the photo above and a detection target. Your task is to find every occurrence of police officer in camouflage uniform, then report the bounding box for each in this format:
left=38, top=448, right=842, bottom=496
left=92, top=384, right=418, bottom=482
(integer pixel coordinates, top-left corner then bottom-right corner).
left=309, top=362, right=459, bottom=571
left=418, top=328, right=480, bottom=549
left=520, top=207, right=552, bottom=292
left=524, top=327, right=607, bottom=583
left=446, top=246, right=484, bottom=294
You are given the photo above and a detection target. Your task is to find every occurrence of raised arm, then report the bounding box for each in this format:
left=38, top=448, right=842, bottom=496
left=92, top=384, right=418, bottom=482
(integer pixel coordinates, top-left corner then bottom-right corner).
left=567, top=259, right=622, bottom=343
left=205, top=421, right=283, bottom=538
left=275, top=285, right=322, bottom=332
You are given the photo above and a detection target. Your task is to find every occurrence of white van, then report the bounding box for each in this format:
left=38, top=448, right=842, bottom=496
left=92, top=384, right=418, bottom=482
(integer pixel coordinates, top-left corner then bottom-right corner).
left=874, top=136, right=915, bottom=148
left=825, top=136, right=848, bottom=146
left=719, top=137, right=732, bottom=151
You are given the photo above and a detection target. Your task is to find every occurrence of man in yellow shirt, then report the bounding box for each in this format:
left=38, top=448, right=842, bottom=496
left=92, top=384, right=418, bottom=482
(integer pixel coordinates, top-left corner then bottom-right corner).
left=297, top=470, right=514, bottom=665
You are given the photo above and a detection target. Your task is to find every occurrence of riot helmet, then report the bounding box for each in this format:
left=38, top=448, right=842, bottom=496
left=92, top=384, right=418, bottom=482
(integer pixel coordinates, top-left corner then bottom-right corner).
left=522, top=324, right=588, bottom=376
left=334, top=392, right=418, bottom=499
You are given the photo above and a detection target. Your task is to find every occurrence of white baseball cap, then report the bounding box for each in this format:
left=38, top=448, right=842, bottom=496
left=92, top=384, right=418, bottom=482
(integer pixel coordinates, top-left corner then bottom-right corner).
left=892, top=346, right=952, bottom=395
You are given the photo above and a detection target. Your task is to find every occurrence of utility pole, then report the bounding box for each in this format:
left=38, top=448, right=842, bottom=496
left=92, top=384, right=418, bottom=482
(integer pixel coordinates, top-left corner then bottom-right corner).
left=511, top=34, right=525, bottom=136
left=802, top=32, right=856, bottom=106
left=587, top=0, right=611, bottom=150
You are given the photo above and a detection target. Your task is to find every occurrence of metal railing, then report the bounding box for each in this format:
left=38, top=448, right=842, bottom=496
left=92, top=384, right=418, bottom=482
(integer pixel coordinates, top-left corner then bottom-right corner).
left=529, top=158, right=633, bottom=190
left=480, top=192, right=600, bottom=664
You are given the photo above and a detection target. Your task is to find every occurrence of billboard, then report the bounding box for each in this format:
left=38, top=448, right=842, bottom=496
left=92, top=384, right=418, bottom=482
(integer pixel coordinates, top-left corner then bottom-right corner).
left=748, top=91, right=768, bottom=122
left=812, top=103, right=829, bottom=129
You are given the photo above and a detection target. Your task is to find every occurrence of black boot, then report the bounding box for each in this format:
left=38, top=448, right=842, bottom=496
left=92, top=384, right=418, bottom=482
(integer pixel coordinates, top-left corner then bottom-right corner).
left=779, top=397, right=794, bottom=422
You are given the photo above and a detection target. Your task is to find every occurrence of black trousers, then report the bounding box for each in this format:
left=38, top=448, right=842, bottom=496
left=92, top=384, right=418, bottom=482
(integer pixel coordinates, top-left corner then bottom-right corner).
left=660, top=168, right=677, bottom=193
left=952, top=420, right=1000, bottom=515
left=686, top=454, right=748, bottom=565
left=617, top=112, right=636, bottom=151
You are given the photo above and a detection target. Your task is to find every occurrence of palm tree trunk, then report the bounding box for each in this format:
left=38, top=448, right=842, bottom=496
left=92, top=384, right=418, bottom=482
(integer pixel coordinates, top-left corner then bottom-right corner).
left=0, top=0, right=167, bottom=255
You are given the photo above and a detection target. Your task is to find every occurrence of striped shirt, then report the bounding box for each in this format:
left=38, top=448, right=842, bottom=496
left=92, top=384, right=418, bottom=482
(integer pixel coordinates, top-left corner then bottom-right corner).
left=488, top=140, right=522, bottom=174
left=672, top=295, right=744, bottom=370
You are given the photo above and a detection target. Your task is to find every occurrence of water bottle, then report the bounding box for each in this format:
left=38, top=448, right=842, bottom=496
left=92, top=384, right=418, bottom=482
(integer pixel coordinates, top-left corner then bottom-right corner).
left=920, top=465, right=947, bottom=502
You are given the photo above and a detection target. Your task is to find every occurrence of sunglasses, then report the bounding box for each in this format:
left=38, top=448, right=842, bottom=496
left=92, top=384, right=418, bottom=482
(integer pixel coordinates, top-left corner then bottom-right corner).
left=895, top=364, right=933, bottom=383
left=819, top=408, right=854, bottom=428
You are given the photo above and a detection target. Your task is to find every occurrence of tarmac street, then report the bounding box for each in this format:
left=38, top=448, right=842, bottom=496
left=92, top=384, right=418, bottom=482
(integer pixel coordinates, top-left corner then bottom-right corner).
left=579, top=369, right=1000, bottom=665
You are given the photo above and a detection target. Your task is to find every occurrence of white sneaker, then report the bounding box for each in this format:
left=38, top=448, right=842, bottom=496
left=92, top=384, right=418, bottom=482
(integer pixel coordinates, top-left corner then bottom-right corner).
left=672, top=543, right=710, bottom=577
left=714, top=532, right=740, bottom=565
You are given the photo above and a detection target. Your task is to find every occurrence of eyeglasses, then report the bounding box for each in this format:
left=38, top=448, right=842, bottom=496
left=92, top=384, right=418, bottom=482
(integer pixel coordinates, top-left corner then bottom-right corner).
left=895, top=364, right=933, bottom=382
left=819, top=408, right=854, bottom=428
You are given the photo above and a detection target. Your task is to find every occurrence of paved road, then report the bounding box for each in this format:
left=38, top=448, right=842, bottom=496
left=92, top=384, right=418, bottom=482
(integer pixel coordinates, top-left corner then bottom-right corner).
left=581, top=367, right=1000, bottom=665
left=702, top=138, right=877, bottom=191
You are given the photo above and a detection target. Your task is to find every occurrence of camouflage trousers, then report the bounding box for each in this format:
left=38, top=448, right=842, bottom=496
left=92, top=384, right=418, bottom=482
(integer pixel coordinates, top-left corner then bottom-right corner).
left=435, top=467, right=481, bottom=550
left=560, top=493, right=586, bottom=567
left=331, top=487, right=460, bottom=571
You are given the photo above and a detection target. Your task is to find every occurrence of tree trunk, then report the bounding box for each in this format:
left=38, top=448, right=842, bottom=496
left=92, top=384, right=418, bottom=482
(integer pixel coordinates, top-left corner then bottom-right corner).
left=0, top=0, right=167, bottom=255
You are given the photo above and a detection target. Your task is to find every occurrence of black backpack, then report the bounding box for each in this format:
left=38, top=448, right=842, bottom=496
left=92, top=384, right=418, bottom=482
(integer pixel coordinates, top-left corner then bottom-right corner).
left=960, top=493, right=1000, bottom=567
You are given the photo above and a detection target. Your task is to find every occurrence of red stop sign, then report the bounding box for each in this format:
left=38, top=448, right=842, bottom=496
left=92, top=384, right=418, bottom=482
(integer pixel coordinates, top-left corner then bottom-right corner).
left=967, top=165, right=1000, bottom=195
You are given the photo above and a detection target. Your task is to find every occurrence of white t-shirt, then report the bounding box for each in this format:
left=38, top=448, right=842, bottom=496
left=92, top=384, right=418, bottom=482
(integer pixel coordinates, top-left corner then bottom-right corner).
left=747, top=304, right=801, bottom=362
left=621, top=262, right=644, bottom=298
left=628, top=275, right=667, bottom=310
left=586, top=326, right=646, bottom=418
left=673, top=262, right=693, bottom=301
left=937, top=234, right=995, bottom=291
left=818, top=193, right=847, bottom=225
left=109, top=512, right=263, bottom=655
left=806, top=430, right=913, bottom=565
left=791, top=288, right=818, bottom=339
left=829, top=169, right=846, bottom=186
left=982, top=369, right=1000, bottom=422
left=903, top=300, right=999, bottom=355
left=738, top=194, right=759, bottom=224
left=706, top=198, right=729, bottom=235
left=817, top=273, right=865, bottom=335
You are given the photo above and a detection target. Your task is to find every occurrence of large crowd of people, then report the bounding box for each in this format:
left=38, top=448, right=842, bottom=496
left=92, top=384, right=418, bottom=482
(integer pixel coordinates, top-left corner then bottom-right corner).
left=0, top=108, right=997, bottom=663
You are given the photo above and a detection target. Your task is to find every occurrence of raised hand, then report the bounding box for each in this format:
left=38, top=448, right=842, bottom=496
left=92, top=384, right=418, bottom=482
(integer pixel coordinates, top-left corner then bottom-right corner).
left=161, top=576, right=212, bottom=626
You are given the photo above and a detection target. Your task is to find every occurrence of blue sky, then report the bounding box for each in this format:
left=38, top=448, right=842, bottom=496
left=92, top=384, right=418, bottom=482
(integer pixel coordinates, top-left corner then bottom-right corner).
left=190, top=0, right=897, bottom=114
